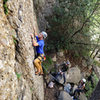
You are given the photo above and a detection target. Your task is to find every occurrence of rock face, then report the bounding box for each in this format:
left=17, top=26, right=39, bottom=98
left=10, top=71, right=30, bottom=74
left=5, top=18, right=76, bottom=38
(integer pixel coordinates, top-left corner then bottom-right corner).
left=65, top=66, right=81, bottom=84
left=33, top=0, right=56, bottom=30
left=0, top=0, right=44, bottom=99
left=58, top=91, right=73, bottom=100
left=79, top=93, right=87, bottom=100
left=0, top=1, right=18, bottom=99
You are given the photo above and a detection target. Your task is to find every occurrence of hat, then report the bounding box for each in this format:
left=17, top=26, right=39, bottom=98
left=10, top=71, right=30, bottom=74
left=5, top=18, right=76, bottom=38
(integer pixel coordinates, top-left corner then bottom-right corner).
left=41, top=31, right=47, bottom=39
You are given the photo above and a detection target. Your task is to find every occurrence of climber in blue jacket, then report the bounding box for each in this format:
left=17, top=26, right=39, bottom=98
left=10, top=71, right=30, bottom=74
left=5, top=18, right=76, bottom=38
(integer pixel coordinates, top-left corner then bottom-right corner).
left=31, top=29, right=47, bottom=75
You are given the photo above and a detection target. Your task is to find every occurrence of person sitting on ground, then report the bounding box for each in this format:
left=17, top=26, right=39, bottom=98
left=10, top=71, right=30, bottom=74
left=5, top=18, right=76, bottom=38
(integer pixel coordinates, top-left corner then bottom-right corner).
left=73, top=78, right=86, bottom=96
left=31, top=30, right=47, bottom=75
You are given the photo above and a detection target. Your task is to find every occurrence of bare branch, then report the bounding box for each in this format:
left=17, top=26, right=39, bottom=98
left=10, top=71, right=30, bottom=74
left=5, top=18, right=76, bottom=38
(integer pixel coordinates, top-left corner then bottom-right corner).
left=69, top=1, right=100, bottom=39
left=70, top=41, right=100, bottom=46
left=93, top=48, right=100, bottom=59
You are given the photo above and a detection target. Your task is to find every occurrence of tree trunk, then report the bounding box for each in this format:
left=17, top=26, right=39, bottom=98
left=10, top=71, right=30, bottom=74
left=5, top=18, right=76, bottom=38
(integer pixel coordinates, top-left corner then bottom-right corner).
left=93, top=48, right=100, bottom=59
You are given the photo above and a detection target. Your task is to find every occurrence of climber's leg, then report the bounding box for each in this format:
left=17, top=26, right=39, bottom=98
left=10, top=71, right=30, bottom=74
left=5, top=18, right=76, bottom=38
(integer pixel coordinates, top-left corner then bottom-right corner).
left=39, top=61, right=43, bottom=75
left=34, top=56, right=43, bottom=75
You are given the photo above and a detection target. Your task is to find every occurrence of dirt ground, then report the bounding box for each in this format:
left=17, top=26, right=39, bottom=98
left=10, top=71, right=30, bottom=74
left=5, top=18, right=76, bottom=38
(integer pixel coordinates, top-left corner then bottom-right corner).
left=44, top=83, right=63, bottom=100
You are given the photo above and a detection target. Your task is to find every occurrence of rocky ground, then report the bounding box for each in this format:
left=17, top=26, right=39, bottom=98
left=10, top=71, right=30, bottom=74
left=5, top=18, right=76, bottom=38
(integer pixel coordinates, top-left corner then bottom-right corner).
left=44, top=84, right=60, bottom=100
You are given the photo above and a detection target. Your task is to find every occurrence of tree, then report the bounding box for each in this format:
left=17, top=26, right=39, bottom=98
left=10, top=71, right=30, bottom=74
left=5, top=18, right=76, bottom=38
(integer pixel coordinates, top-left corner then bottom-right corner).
left=46, top=0, right=100, bottom=58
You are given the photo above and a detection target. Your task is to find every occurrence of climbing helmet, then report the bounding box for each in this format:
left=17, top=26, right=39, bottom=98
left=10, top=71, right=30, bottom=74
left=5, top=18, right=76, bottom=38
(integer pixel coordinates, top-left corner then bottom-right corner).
left=41, top=31, right=47, bottom=39
left=82, top=78, right=86, bottom=83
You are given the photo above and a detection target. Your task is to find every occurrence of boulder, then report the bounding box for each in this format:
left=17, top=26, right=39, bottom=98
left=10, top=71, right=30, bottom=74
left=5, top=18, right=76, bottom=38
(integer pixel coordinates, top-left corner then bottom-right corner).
left=56, top=74, right=65, bottom=84
left=81, top=71, right=91, bottom=78
left=82, top=58, right=93, bottom=67
left=57, top=51, right=64, bottom=57
left=82, top=60, right=87, bottom=67
left=64, top=83, right=71, bottom=93
left=58, top=91, right=73, bottom=100
left=51, top=54, right=57, bottom=62
left=73, top=85, right=77, bottom=93
left=93, top=66, right=100, bottom=79
left=59, top=86, right=63, bottom=91
left=79, top=93, right=87, bottom=100
left=45, top=74, right=55, bottom=84
left=65, top=66, right=81, bottom=84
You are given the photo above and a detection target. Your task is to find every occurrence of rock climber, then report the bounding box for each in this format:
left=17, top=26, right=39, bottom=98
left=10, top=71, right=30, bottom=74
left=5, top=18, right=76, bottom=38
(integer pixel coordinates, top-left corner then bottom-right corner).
left=31, top=30, right=47, bottom=75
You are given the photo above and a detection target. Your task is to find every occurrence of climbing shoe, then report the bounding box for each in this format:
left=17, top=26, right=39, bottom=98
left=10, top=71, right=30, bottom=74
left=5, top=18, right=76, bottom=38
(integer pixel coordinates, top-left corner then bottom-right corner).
left=39, top=72, right=44, bottom=75
left=35, top=71, right=40, bottom=75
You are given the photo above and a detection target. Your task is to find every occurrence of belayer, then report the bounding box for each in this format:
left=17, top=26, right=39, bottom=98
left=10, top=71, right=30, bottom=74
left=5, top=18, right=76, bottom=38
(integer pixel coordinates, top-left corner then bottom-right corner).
left=31, top=30, right=47, bottom=75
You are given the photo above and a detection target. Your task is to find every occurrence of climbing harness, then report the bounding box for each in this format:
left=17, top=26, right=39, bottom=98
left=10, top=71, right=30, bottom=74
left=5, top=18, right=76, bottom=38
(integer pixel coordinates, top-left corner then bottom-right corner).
left=36, top=54, right=46, bottom=62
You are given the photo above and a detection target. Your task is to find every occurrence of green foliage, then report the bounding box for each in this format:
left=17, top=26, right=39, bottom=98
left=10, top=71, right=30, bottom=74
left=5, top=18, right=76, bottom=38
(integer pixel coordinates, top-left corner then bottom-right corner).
left=93, top=72, right=99, bottom=84
left=30, top=87, right=34, bottom=92
left=3, top=0, right=8, bottom=15
left=46, top=56, right=53, bottom=65
left=42, top=56, right=53, bottom=74
left=16, top=73, right=21, bottom=79
left=85, top=81, right=93, bottom=98
left=12, top=36, right=17, bottom=44
left=3, top=0, right=8, bottom=3
left=93, top=60, right=100, bottom=67
left=4, top=4, right=8, bottom=15
left=13, top=39, right=17, bottom=44
left=46, top=0, right=100, bottom=57
left=85, top=72, right=99, bottom=98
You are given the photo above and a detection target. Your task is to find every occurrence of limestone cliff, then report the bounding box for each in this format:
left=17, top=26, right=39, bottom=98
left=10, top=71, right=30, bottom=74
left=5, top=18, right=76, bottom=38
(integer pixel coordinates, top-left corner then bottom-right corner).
left=33, top=0, right=56, bottom=31
left=0, top=0, right=44, bottom=99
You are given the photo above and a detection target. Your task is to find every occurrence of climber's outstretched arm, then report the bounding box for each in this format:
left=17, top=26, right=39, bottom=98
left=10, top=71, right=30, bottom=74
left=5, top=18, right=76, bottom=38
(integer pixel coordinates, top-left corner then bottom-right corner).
left=33, top=27, right=38, bottom=36
left=34, top=31, right=38, bottom=37
left=32, top=38, right=39, bottom=46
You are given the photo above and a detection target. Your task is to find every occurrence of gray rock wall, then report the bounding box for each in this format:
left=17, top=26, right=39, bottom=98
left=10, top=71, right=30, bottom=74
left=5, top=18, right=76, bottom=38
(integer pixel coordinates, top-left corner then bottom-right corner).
left=33, top=0, right=56, bottom=31
left=0, top=0, right=18, bottom=99
left=0, top=0, right=44, bottom=99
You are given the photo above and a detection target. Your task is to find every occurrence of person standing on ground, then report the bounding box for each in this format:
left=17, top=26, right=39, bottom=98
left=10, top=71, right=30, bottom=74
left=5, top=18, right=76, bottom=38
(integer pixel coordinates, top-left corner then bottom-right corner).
left=31, top=29, right=47, bottom=75
left=55, top=59, right=71, bottom=73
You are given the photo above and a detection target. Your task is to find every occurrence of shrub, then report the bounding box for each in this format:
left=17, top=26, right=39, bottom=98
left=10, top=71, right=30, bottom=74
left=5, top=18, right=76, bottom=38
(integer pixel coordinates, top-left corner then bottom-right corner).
left=93, top=60, right=100, bottom=67
left=85, top=72, right=99, bottom=98
left=42, top=56, right=53, bottom=74
left=16, top=73, right=21, bottom=79
left=3, top=0, right=8, bottom=15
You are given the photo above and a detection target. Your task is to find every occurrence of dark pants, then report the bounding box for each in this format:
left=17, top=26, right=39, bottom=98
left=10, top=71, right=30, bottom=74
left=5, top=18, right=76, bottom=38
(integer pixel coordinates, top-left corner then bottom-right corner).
left=51, top=72, right=66, bottom=84
left=73, top=88, right=83, bottom=96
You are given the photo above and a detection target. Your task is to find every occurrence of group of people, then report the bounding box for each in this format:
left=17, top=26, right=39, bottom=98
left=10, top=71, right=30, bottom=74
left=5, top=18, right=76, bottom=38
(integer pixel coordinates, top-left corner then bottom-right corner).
left=49, top=62, right=86, bottom=99
left=48, top=62, right=86, bottom=100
